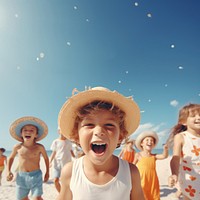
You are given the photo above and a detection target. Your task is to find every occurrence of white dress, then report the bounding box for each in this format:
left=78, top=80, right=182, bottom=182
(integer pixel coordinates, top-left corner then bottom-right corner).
left=70, top=156, right=132, bottom=200
left=179, top=132, right=200, bottom=200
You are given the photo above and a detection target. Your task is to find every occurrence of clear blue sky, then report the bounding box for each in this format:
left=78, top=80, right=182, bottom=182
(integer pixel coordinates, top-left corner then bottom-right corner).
left=0, top=0, right=199, bottom=150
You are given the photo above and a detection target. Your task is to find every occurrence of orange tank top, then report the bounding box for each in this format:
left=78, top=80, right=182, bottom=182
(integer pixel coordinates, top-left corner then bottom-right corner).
left=122, top=151, right=135, bottom=163
left=0, top=156, right=6, bottom=166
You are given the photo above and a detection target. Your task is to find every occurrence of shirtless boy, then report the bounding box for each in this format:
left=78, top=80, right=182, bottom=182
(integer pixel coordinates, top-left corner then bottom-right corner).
left=7, top=116, right=49, bottom=200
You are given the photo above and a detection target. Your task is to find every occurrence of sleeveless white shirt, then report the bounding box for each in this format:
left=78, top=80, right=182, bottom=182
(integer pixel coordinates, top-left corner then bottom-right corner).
left=70, top=156, right=132, bottom=200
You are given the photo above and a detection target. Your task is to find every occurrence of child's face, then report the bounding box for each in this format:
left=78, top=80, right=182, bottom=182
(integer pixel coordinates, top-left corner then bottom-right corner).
left=21, top=125, right=38, bottom=142
left=185, top=111, right=200, bottom=132
left=77, top=109, right=122, bottom=165
left=141, top=136, right=155, bottom=151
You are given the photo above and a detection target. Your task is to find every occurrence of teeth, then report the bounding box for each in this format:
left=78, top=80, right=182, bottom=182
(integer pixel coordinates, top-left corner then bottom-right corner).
left=92, top=143, right=106, bottom=145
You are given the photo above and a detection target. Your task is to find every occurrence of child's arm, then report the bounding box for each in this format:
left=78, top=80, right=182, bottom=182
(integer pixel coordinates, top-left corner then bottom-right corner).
left=49, top=151, right=56, bottom=167
left=132, top=152, right=139, bottom=165
left=40, top=145, right=49, bottom=182
left=156, top=144, right=168, bottom=160
left=57, top=162, right=73, bottom=200
left=6, top=145, right=18, bottom=181
left=168, top=134, right=183, bottom=187
left=129, top=163, right=145, bottom=200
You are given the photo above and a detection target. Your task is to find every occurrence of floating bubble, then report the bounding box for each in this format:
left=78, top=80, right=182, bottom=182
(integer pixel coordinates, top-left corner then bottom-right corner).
left=67, top=42, right=71, bottom=46
left=171, top=44, right=175, bottom=48
left=198, top=93, right=200, bottom=97
left=118, top=80, right=122, bottom=84
left=165, top=84, right=168, bottom=87
left=134, top=2, right=139, bottom=6
left=40, top=52, right=45, bottom=58
left=36, top=57, right=40, bottom=61
left=74, top=6, right=78, bottom=10
left=125, top=71, right=129, bottom=74
left=17, top=66, right=21, bottom=70
left=178, top=66, right=183, bottom=70
left=147, top=13, right=152, bottom=18
left=140, top=110, right=145, bottom=113
left=128, top=88, right=132, bottom=91
left=148, top=99, right=151, bottom=102
left=170, top=100, right=179, bottom=107
left=86, top=19, right=90, bottom=22
left=15, top=14, right=19, bottom=18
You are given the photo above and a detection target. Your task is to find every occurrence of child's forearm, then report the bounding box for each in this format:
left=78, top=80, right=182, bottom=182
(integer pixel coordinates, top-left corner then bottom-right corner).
left=170, top=156, right=180, bottom=176
left=7, top=157, right=14, bottom=172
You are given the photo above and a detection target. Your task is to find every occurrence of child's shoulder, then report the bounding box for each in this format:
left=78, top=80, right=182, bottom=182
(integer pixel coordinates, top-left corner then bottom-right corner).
left=13, top=143, right=22, bottom=149
left=34, top=143, right=46, bottom=150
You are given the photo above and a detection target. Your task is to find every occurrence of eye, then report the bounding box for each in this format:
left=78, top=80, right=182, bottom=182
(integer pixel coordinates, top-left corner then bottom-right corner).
left=83, top=123, right=94, bottom=127
left=105, top=123, right=114, bottom=127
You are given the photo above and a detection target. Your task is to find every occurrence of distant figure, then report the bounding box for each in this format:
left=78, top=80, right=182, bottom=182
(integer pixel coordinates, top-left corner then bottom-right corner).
left=49, top=127, right=75, bottom=193
left=118, top=138, right=135, bottom=163
left=0, top=148, right=7, bottom=186
left=133, top=131, right=168, bottom=200
left=57, top=86, right=145, bottom=200
left=168, top=103, right=200, bottom=200
left=7, top=116, right=49, bottom=200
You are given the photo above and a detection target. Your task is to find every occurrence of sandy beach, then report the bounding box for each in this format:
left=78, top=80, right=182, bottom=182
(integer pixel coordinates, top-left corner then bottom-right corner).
left=0, top=156, right=180, bottom=200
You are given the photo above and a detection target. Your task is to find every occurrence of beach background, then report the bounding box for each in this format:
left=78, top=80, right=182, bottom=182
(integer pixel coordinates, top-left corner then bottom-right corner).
left=0, top=149, right=180, bottom=199
left=0, top=0, right=198, bottom=199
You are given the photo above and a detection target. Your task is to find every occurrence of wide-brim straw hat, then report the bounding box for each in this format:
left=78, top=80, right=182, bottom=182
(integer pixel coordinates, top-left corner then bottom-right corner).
left=58, top=86, right=140, bottom=140
left=135, top=131, right=159, bottom=151
left=10, top=116, right=48, bottom=142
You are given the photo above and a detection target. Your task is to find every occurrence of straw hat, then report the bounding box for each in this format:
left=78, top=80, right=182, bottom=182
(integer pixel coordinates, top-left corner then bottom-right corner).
left=135, top=131, right=159, bottom=150
left=10, top=116, right=48, bottom=142
left=58, top=86, right=140, bottom=140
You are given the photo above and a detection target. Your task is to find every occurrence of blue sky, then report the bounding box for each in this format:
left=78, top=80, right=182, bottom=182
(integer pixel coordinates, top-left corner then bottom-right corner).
left=0, top=0, right=199, bottom=150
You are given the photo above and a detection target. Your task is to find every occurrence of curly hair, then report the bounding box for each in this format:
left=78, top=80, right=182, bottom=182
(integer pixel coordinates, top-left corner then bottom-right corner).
left=71, top=101, right=128, bottom=147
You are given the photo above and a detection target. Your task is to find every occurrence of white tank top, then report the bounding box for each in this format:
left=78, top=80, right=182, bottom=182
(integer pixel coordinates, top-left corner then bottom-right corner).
left=70, top=156, right=132, bottom=200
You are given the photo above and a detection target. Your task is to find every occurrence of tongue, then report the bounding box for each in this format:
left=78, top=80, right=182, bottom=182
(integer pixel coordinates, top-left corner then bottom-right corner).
left=93, top=144, right=105, bottom=154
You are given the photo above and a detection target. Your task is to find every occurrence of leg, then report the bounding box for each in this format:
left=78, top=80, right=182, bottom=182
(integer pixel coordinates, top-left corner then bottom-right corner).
left=0, top=171, right=2, bottom=185
left=54, top=177, right=61, bottom=193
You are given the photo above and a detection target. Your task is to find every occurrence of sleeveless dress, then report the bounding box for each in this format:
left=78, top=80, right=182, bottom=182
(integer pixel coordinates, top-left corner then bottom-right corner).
left=122, top=150, right=135, bottom=163
left=179, top=132, right=200, bottom=200
left=136, top=156, right=160, bottom=200
left=70, top=156, right=132, bottom=200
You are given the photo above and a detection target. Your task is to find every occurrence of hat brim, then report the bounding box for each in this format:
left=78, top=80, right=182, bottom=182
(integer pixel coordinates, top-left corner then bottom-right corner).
left=10, top=116, right=48, bottom=142
left=135, top=131, right=159, bottom=151
left=58, top=87, right=140, bottom=140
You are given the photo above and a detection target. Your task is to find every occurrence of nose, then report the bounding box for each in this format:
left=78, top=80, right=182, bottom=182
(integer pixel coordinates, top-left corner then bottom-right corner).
left=94, top=126, right=105, bottom=137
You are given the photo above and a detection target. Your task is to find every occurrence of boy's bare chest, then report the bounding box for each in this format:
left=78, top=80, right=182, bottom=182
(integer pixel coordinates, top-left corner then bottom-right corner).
left=18, top=146, right=40, bottom=159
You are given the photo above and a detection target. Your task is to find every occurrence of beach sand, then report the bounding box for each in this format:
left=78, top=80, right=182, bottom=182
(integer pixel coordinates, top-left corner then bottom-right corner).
left=0, top=156, right=180, bottom=200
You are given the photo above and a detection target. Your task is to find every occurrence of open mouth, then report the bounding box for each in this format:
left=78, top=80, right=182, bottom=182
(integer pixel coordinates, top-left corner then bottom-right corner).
left=25, top=136, right=31, bottom=139
left=91, top=143, right=107, bottom=154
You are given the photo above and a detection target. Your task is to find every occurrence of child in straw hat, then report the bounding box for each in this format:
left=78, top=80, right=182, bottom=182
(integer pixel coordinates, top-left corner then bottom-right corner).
left=57, top=86, right=144, bottom=200
left=133, top=131, right=168, bottom=200
left=7, top=116, right=49, bottom=200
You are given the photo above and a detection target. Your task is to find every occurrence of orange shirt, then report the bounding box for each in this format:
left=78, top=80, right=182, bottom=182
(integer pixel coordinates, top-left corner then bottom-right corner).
left=0, top=156, right=6, bottom=166
left=122, top=150, right=135, bottom=163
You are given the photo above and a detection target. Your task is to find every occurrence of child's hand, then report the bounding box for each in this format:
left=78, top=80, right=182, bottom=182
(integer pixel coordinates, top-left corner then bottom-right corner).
left=44, top=172, right=49, bottom=182
left=7, top=172, right=13, bottom=181
left=168, top=175, right=178, bottom=187
left=163, top=144, right=168, bottom=150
